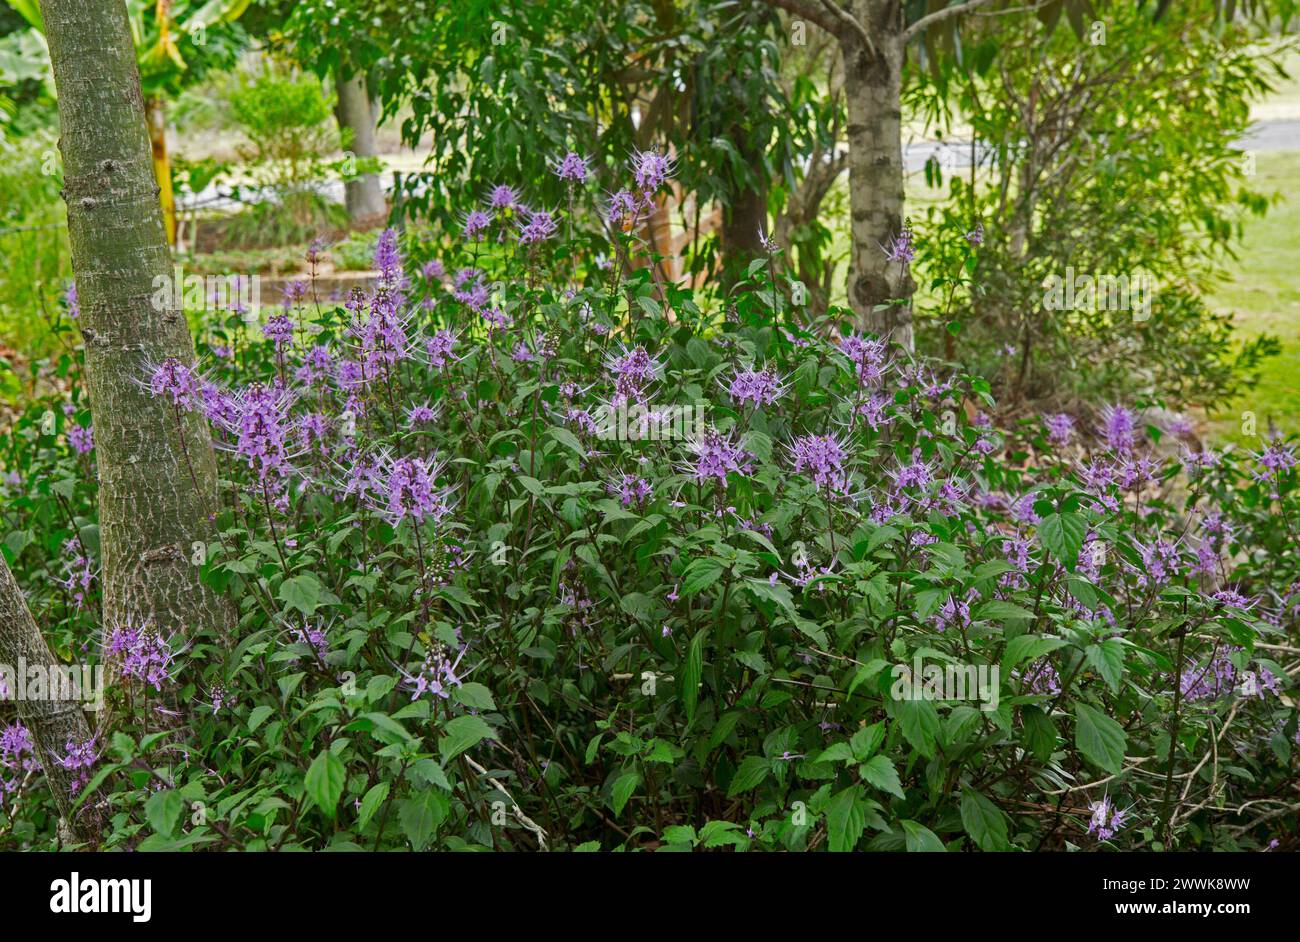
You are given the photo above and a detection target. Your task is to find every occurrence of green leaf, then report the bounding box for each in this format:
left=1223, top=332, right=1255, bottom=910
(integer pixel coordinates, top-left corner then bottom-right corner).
left=960, top=788, right=1010, bottom=851
left=454, top=682, right=497, bottom=711
left=859, top=755, right=906, bottom=799
left=1085, top=638, right=1126, bottom=693
left=1038, top=512, right=1087, bottom=568
left=439, top=715, right=494, bottom=761
left=357, top=782, right=390, bottom=832
left=1075, top=703, right=1127, bottom=775
left=727, top=756, right=771, bottom=796
left=826, top=786, right=867, bottom=852
left=399, top=790, right=447, bottom=850
left=895, top=698, right=940, bottom=759
left=305, top=749, right=345, bottom=820
left=682, top=557, right=724, bottom=596
left=976, top=600, right=1036, bottom=624
left=247, top=705, right=274, bottom=732
left=547, top=425, right=586, bottom=459
left=1001, top=634, right=1067, bottom=676
left=610, top=770, right=640, bottom=816
left=681, top=629, right=707, bottom=723
left=144, top=789, right=183, bottom=837
left=1021, top=705, right=1058, bottom=763
left=278, top=573, right=337, bottom=616
left=901, top=819, right=947, bottom=852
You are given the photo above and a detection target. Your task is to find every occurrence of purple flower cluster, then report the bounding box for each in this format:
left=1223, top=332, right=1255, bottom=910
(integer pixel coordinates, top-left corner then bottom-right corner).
left=607, top=473, right=653, bottom=508
left=67, top=424, right=94, bottom=455
left=57, top=736, right=99, bottom=794
left=1087, top=795, right=1127, bottom=842
left=790, top=433, right=850, bottom=494
left=105, top=623, right=175, bottom=690
left=405, top=646, right=467, bottom=701
left=726, top=367, right=784, bottom=407
left=148, top=358, right=201, bottom=410
left=686, top=427, right=753, bottom=485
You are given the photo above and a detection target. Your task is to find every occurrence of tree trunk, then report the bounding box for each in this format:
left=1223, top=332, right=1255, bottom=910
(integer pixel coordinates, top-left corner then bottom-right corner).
left=719, top=135, right=769, bottom=290
left=0, top=553, right=101, bottom=845
left=334, top=67, right=387, bottom=226
left=843, top=0, right=913, bottom=349
left=39, top=0, right=229, bottom=658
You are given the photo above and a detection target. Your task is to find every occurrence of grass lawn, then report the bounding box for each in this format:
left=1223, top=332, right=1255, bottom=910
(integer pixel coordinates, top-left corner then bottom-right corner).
left=1204, top=148, right=1300, bottom=445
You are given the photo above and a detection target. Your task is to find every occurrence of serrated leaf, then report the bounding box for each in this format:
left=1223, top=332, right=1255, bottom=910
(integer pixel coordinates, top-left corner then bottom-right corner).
left=305, top=749, right=345, bottom=820
left=1075, top=703, right=1127, bottom=775
left=960, top=788, right=1009, bottom=851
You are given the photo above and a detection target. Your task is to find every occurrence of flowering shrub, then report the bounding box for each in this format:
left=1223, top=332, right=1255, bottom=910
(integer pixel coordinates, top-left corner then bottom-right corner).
left=0, top=151, right=1296, bottom=852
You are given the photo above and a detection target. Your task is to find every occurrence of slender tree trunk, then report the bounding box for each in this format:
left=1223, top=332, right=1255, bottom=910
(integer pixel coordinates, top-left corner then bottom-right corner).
left=843, top=0, right=913, bottom=348
left=39, top=0, right=229, bottom=658
left=0, top=554, right=100, bottom=845
left=145, top=97, right=176, bottom=246
left=719, top=134, right=769, bottom=290
left=334, top=67, right=387, bottom=226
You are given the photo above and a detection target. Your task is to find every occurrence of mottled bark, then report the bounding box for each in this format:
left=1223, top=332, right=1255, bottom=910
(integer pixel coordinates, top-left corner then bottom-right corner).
left=0, top=554, right=100, bottom=845
left=334, top=68, right=387, bottom=225
left=842, top=0, right=913, bottom=348
left=39, top=0, right=229, bottom=657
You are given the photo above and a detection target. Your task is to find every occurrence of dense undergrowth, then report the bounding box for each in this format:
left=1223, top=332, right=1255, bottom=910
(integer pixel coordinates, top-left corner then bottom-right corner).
left=1, top=154, right=1297, bottom=852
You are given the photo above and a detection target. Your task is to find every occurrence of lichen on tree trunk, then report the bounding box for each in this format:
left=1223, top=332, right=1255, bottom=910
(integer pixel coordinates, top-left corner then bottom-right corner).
left=0, top=553, right=101, bottom=845
left=842, top=0, right=914, bottom=349
left=334, top=67, right=388, bottom=226
left=39, top=0, right=230, bottom=660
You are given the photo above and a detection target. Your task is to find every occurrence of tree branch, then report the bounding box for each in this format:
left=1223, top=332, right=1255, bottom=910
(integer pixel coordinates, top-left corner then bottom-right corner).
left=903, top=0, right=1000, bottom=43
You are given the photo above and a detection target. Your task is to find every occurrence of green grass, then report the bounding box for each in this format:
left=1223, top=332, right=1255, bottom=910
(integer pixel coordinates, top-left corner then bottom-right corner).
left=1204, top=149, right=1300, bottom=446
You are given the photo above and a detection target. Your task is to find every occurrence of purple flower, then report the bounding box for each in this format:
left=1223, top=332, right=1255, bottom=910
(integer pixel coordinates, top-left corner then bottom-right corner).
left=630, top=148, right=673, bottom=195
left=105, top=623, right=175, bottom=690
left=1019, top=657, right=1061, bottom=696
left=790, top=433, right=850, bottom=493
left=517, top=209, right=559, bottom=245
left=404, top=646, right=467, bottom=701
left=263, top=314, right=295, bottom=349
left=374, top=228, right=403, bottom=282
left=726, top=367, right=785, bottom=407
left=423, top=259, right=445, bottom=281
left=607, top=473, right=653, bottom=508
left=931, top=591, right=973, bottom=632
left=486, top=184, right=523, bottom=212
left=1045, top=413, right=1074, bottom=445
left=1099, top=404, right=1139, bottom=453
left=67, top=424, right=94, bottom=455
left=147, top=358, right=201, bottom=410
left=462, top=209, right=493, bottom=241
left=1087, top=795, right=1127, bottom=842
left=685, top=427, right=753, bottom=485
left=406, top=402, right=440, bottom=426
left=367, top=451, right=452, bottom=526
left=839, top=333, right=890, bottom=386
left=425, top=329, right=457, bottom=369
left=607, top=189, right=639, bottom=229
left=606, top=345, right=661, bottom=404
left=881, top=225, right=915, bottom=264
left=553, top=151, right=591, bottom=184
left=1251, top=438, right=1297, bottom=485
left=65, top=280, right=79, bottom=320
left=965, top=222, right=984, bottom=246
left=56, top=736, right=99, bottom=794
